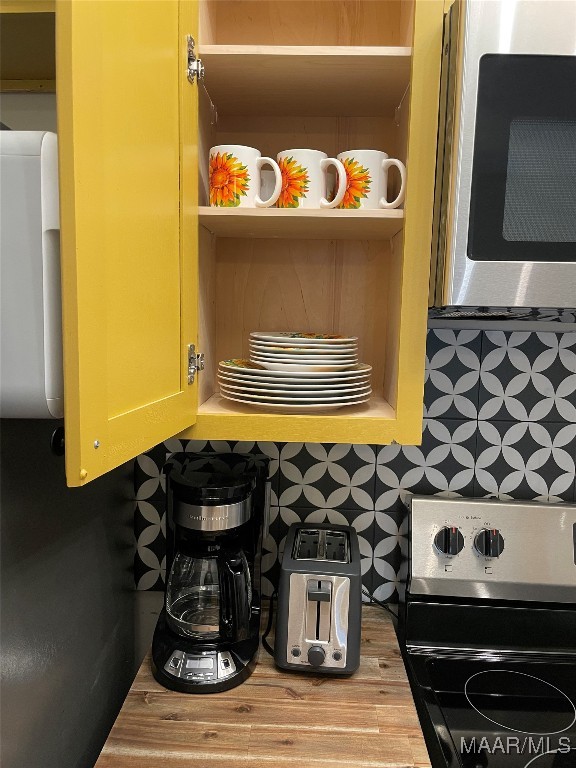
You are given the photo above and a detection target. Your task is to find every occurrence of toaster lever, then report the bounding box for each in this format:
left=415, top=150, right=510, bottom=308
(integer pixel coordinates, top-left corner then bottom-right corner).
left=307, top=581, right=331, bottom=603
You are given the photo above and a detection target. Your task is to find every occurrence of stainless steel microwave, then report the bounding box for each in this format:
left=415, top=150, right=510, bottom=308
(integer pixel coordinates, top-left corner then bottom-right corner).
left=430, top=0, right=576, bottom=308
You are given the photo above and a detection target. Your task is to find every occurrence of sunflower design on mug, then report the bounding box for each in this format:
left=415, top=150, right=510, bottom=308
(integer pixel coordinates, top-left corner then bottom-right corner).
left=277, top=156, right=310, bottom=208
left=339, top=158, right=371, bottom=209
left=209, top=152, right=250, bottom=207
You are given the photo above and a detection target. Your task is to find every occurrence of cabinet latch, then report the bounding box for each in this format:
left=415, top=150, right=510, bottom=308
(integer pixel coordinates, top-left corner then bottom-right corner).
left=187, top=35, right=205, bottom=84
left=188, top=344, right=205, bottom=384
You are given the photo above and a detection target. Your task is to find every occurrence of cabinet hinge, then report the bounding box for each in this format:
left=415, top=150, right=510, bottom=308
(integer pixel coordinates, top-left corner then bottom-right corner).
left=187, top=344, right=205, bottom=384
left=187, top=35, right=205, bottom=84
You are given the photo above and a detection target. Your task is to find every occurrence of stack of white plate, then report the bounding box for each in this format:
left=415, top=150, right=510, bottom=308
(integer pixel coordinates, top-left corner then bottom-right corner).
left=218, top=332, right=372, bottom=412
left=249, top=331, right=359, bottom=372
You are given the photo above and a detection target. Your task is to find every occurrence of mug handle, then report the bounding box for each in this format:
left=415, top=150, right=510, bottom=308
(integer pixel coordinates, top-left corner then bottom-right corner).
left=255, top=157, right=282, bottom=207
left=380, top=158, right=406, bottom=209
left=319, top=158, right=347, bottom=209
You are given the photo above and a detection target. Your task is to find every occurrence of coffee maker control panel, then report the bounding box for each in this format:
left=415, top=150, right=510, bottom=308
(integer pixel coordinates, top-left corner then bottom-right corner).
left=163, top=649, right=237, bottom=682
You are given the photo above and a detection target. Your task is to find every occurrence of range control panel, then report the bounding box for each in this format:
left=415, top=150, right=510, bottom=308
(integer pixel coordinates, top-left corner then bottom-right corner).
left=409, top=496, right=576, bottom=603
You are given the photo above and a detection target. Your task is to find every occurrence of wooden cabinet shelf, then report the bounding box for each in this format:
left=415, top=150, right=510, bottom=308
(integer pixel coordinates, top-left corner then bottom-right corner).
left=200, top=45, right=412, bottom=117
left=199, top=207, right=404, bottom=240
left=190, top=393, right=399, bottom=443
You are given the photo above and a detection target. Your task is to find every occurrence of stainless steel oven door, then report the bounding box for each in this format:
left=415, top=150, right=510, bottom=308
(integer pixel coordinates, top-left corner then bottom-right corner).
left=440, top=0, right=576, bottom=307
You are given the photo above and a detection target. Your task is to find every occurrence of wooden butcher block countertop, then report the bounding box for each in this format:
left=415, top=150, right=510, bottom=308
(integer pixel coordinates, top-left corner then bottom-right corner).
left=95, top=606, right=431, bottom=768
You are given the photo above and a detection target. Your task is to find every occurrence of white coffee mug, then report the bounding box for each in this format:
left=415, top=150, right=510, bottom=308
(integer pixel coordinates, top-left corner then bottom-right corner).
left=337, top=149, right=406, bottom=209
left=276, top=149, right=346, bottom=209
left=209, top=145, right=281, bottom=208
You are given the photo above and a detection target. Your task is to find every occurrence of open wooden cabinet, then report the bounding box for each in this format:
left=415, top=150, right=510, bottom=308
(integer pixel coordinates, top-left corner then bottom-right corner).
left=1, top=0, right=444, bottom=486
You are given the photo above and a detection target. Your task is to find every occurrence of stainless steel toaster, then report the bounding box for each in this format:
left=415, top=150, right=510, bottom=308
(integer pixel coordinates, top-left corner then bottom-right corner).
left=274, top=523, right=362, bottom=675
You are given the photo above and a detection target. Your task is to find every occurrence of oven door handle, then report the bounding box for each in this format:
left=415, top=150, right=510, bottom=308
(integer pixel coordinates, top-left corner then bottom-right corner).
left=406, top=644, right=576, bottom=665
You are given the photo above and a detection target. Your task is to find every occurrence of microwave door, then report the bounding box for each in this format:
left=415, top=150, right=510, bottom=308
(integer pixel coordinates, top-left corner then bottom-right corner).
left=469, top=56, right=576, bottom=264
left=443, top=0, right=576, bottom=308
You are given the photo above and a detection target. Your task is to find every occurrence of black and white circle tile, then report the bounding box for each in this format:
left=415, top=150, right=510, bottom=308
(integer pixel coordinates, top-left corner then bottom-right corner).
left=475, top=421, right=576, bottom=502
left=134, top=328, right=576, bottom=602
left=424, top=329, right=481, bottom=419
left=479, top=331, right=576, bottom=422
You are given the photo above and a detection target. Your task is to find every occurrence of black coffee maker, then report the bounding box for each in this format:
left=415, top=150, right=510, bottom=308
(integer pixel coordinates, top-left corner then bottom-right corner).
left=151, top=451, right=270, bottom=693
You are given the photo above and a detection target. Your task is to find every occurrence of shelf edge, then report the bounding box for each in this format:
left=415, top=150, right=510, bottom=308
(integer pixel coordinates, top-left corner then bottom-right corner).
left=199, top=44, right=412, bottom=57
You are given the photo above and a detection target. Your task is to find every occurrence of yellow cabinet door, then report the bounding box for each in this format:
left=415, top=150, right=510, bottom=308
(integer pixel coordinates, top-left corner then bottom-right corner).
left=57, top=0, right=198, bottom=486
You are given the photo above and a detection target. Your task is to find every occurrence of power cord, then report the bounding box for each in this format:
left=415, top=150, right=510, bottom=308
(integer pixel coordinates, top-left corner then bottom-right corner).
left=362, top=587, right=398, bottom=619
left=261, top=590, right=277, bottom=656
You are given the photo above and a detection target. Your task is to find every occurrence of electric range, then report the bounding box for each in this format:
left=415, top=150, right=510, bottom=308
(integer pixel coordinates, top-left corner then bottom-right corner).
left=398, top=496, right=576, bottom=768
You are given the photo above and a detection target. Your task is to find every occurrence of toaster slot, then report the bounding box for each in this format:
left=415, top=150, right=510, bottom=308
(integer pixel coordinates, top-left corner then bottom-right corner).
left=325, top=531, right=349, bottom=562
left=306, top=579, right=332, bottom=643
left=294, top=530, right=320, bottom=560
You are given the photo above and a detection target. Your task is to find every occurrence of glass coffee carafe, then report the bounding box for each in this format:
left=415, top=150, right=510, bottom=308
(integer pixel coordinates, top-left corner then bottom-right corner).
left=165, top=542, right=252, bottom=643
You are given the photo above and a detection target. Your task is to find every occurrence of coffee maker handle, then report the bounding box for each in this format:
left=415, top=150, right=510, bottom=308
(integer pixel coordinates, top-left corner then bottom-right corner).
left=221, top=554, right=251, bottom=642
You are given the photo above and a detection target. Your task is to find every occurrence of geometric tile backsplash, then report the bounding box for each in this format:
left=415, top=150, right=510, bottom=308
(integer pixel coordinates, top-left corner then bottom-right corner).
left=134, top=327, right=576, bottom=601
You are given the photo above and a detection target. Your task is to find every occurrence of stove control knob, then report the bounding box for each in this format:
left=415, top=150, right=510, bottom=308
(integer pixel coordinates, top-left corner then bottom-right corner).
left=434, top=526, right=464, bottom=556
left=307, top=646, right=326, bottom=667
left=474, top=528, right=505, bottom=558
